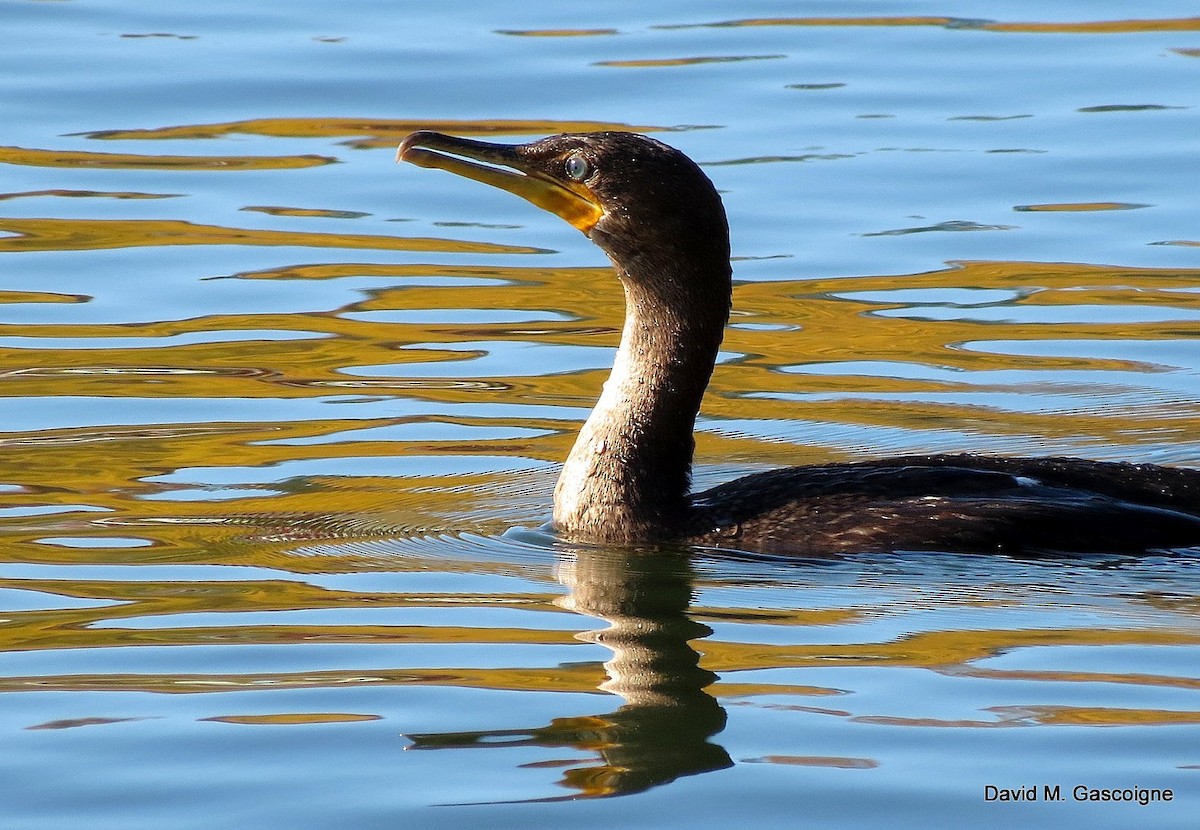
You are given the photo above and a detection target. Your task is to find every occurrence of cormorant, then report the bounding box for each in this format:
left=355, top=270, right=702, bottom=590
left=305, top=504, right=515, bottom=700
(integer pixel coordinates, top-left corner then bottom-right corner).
left=397, top=130, right=1200, bottom=556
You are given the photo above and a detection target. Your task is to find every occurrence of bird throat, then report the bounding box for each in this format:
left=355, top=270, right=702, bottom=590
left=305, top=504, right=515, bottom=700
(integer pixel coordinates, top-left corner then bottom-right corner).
left=553, top=271, right=728, bottom=542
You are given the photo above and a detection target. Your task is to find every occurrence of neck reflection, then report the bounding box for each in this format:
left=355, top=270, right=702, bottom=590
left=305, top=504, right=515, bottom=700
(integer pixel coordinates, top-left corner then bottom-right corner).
left=404, top=546, right=732, bottom=802
left=552, top=546, right=732, bottom=797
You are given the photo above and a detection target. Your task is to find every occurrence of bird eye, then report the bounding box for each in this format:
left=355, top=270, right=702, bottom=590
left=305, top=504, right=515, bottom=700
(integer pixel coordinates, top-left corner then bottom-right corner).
left=564, top=154, right=591, bottom=181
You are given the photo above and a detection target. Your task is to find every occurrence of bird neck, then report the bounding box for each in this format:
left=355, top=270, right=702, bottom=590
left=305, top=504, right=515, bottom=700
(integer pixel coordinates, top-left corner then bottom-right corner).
left=553, top=263, right=730, bottom=542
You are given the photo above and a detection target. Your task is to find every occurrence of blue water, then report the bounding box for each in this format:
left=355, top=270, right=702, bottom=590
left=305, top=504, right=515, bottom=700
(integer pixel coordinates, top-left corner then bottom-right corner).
left=1, top=1, right=1199, bottom=828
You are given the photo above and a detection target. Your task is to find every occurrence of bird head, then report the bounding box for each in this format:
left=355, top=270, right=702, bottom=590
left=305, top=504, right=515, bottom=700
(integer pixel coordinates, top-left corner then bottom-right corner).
left=397, top=130, right=730, bottom=295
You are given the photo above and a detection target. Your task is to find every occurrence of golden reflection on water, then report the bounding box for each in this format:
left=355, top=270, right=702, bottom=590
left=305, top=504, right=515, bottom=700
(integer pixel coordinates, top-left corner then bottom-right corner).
left=0, top=145, right=334, bottom=170
left=0, top=253, right=1197, bottom=560
left=663, top=16, right=1200, bottom=34
left=596, top=55, right=785, bottom=68
left=202, top=713, right=382, bottom=724
left=4, top=542, right=1195, bottom=800
left=0, top=113, right=1197, bottom=807
left=496, top=29, right=620, bottom=38
left=1014, top=202, right=1152, bottom=212
left=0, top=217, right=543, bottom=254
left=242, top=205, right=371, bottom=219
left=0, top=189, right=181, bottom=202
left=79, top=116, right=674, bottom=150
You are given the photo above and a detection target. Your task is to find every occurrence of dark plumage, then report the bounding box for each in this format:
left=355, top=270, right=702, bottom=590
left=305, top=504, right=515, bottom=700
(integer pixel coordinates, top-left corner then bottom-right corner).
left=397, top=130, right=1200, bottom=556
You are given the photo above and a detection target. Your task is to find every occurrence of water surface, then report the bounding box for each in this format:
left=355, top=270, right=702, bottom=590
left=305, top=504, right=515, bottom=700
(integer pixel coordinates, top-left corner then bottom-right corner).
left=1, top=2, right=1198, bottom=828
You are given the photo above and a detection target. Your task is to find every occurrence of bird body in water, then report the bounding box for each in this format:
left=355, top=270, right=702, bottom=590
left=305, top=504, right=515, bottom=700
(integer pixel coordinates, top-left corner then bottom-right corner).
left=397, top=130, right=1200, bottom=556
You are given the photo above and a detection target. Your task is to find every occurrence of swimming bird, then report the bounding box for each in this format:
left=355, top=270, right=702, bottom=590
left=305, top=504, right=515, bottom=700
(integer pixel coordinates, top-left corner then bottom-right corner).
left=397, top=130, right=1200, bottom=556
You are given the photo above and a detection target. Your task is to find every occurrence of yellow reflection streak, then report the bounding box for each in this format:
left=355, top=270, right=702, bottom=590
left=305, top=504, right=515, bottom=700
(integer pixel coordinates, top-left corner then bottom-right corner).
left=0, top=622, right=1194, bottom=702
left=663, top=17, right=1200, bottom=34
left=0, top=189, right=181, bottom=201
left=855, top=706, right=1200, bottom=728
left=597, top=55, right=784, bottom=68
left=700, top=627, right=1200, bottom=673
left=0, top=666, right=607, bottom=695
left=0, top=217, right=544, bottom=254
left=497, top=29, right=619, bottom=37
left=947, top=666, right=1200, bottom=691
left=80, top=117, right=676, bottom=150
left=241, top=205, right=370, bottom=219
left=987, top=19, right=1200, bottom=34
left=0, top=289, right=86, bottom=305
left=0, top=145, right=333, bottom=170
left=0, top=257, right=1196, bottom=559
left=202, top=713, right=381, bottom=724
left=1015, top=202, right=1149, bottom=212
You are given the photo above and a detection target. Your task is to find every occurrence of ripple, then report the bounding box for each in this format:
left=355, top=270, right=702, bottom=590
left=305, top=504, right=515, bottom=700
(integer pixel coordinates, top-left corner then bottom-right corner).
left=241, top=205, right=371, bottom=219
left=496, top=28, right=618, bottom=38
left=0, top=189, right=181, bottom=201
left=34, top=537, right=154, bottom=549
left=201, top=713, right=382, bottom=725
left=345, top=341, right=616, bottom=379
left=870, top=303, right=1200, bottom=325
left=0, top=217, right=544, bottom=254
left=1015, top=202, right=1152, bottom=212
left=0, top=145, right=332, bottom=170
left=596, top=55, right=785, bottom=68
left=1077, top=104, right=1186, bottom=113
left=785, top=83, right=846, bottom=91
left=863, top=220, right=1017, bottom=236
left=0, top=330, right=328, bottom=350
left=707, top=153, right=855, bottom=166
left=658, top=16, right=1200, bottom=34
left=0, top=504, right=110, bottom=518
left=119, top=32, right=197, bottom=40
left=79, top=117, right=676, bottom=150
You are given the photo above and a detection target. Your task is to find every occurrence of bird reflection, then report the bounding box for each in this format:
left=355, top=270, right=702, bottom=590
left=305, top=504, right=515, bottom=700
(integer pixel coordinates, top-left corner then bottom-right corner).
left=403, top=546, right=732, bottom=800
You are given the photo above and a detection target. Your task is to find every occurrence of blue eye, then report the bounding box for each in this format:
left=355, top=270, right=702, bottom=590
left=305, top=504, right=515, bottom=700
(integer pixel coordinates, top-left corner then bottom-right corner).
left=565, top=154, right=590, bottom=181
